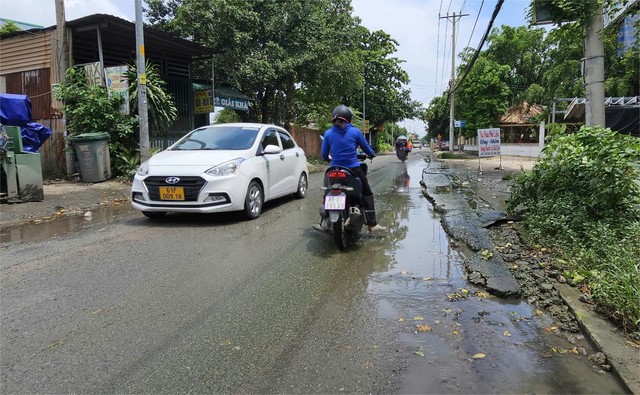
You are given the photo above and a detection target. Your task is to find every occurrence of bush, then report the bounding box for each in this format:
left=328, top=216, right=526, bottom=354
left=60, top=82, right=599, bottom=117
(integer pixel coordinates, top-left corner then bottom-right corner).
left=54, top=67, right=138, bottom=178
left=508, top=125, right=640, bottom=330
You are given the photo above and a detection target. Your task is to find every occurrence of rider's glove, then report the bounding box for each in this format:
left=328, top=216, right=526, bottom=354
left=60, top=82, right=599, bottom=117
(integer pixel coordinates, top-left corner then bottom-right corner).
left=367, top=154, right=375, bottom=160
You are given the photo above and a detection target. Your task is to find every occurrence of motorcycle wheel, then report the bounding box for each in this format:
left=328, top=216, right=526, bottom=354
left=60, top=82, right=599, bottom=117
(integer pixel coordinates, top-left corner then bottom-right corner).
left=333, top=218, right=348, bottom=251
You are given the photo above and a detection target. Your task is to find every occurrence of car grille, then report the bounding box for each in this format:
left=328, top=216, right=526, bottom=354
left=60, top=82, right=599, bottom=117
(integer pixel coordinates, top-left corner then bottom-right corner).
left=144, top=176, right=206, bottom=202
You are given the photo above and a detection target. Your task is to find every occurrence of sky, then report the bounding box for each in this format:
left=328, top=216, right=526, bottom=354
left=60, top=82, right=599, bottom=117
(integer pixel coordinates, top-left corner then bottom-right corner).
left=1, top=0, right=532, bottom=136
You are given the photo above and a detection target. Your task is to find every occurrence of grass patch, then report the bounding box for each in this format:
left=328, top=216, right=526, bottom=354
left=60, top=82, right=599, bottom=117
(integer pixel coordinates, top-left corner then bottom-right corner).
left=508, top=125, right=640, bottom=331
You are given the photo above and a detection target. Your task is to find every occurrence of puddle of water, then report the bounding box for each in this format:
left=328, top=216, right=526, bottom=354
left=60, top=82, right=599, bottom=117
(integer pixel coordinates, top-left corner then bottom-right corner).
left=0, top=204, right=137, bottom=244
left=368, top=159, right=627, bottom=394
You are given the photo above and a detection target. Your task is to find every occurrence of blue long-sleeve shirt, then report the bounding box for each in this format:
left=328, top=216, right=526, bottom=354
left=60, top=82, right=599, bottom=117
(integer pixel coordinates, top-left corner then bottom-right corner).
left=321, top=123, right=375, bottom=168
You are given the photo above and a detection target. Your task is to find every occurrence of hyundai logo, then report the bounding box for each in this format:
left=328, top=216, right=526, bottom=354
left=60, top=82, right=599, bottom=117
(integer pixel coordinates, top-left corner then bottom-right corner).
left=165, top=177, right=180, bottom=184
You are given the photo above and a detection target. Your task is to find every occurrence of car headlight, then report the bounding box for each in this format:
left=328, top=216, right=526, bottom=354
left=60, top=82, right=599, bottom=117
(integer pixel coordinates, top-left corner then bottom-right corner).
left=205, top=158, right=245, bottom=176
left=136, top=161, right=150, bottom=176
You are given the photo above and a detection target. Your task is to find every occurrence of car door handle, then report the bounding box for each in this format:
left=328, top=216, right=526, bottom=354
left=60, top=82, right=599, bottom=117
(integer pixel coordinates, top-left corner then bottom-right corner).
left=280, top=154, right=285, bottom=160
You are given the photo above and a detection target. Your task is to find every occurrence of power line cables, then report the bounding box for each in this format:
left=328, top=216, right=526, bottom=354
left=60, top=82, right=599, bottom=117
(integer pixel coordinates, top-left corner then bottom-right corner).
left=434, top=0, right=445, bottom=96
left=451, top=0, right=504, bottom=94
left=465, top=0, right=484, bottom=51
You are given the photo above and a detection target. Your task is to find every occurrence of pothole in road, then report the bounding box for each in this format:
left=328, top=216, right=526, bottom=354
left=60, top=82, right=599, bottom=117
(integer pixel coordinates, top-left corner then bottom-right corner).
left=0, top=204, right=138, bottom=244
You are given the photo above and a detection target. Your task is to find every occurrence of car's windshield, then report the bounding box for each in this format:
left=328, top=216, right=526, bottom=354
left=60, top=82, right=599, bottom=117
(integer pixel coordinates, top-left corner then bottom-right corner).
left=171, top=126, right=260, bottom=151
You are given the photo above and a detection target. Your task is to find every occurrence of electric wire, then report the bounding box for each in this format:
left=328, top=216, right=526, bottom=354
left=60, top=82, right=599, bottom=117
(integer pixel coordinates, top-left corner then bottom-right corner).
left=465, top=0, right=485, bottom=51
left=450, top=0, right=504, bottom=94
left=440, top=19, right=450, bottom=93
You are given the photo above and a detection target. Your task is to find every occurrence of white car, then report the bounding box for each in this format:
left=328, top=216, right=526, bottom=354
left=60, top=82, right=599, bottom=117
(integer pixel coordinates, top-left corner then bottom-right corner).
left=131, top=123, right=309, bottom=219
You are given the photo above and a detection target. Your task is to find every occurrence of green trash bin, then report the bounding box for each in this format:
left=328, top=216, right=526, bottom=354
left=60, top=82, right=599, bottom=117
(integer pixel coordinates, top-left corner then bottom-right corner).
left=69, top=132, right=111, bottom=183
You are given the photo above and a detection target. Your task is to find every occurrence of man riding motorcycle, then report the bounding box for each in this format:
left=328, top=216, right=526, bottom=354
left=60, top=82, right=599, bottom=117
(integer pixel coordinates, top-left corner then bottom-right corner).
left=314, top=105, right=386, bottom=233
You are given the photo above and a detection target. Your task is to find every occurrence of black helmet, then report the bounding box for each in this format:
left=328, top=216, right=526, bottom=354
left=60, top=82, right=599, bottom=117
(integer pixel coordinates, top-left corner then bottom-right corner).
left=332, top=105, right=353, bottom=123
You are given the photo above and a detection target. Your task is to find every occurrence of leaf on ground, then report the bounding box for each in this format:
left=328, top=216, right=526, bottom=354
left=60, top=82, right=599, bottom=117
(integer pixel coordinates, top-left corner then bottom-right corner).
left=474, top=291, right=491, bottom=298
left=442, top=308, right=452, bottom=315
left=422, top=277, right=432, bottom=281
left=417, top=325, right=432, bottom=332
left=461, top=288, right=469, bottom=296
left=398, top=317, right=405, bottom=322
left=472, top=353, right=486, bottom=359
left=219, top=340, right=232, bottom=346
left=535, top=309, right=544, bottom=316
left=539, top=351, right=553, bottom=358
left=503, top=330, right=512, bottom=337
left=401, top=271, right=408, bottom=275
left=509, top=312, right=523, bottom=321
left=544, top=326, right=558, bottom=333
left=480, top=249, right=494, bottom=260
left=413, top=316, right=424, bottom=321
left=414, top=351, right=425, bottom=357
left=453, top=330, right=460, bottom=335
left=434, top=320, right=441, bottom=324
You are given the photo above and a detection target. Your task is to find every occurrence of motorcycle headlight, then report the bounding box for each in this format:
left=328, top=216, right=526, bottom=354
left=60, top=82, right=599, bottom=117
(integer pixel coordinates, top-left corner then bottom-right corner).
left=136, top=161, right=150, bottom=176
left=206, top=158, right=245, bottom=176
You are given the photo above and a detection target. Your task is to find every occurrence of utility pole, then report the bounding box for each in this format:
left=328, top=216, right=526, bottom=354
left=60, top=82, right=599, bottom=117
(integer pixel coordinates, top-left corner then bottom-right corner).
left=211, top=58, right=215, bottom=124
left=363, top=72, right=369, bottom=145
left=54, top=0, right=74, bottom=176
left=135, top=0, right=150, bottom=162
left=440, top=12, right=468, bottom=152
left=584, top=5, right=606, bottom=126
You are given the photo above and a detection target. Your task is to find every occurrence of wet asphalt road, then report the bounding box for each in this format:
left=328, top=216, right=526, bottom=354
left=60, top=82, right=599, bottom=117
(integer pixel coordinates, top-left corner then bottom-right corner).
left=0, top=151, right=628, bottom=394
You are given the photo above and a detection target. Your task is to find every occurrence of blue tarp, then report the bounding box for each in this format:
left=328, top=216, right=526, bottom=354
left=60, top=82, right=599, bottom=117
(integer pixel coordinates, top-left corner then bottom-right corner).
left=0, top=94, right=32, bottom=126
left=21, top=123, right=52, bottom=153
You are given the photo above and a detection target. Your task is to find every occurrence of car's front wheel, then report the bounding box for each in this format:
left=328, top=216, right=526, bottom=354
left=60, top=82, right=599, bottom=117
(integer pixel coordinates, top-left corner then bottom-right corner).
left=294, top=172, right=307, bottom=199
left=243, top=181, right=263, bottom=220
left=142, top=211, right=166, bottom=219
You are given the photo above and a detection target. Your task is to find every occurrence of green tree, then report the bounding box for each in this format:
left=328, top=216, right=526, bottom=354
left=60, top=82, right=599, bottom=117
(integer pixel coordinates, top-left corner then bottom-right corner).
left=455, top=56, right=511, bottom=137
left=539, top=23, right=585, bottom=101
left=145, top=0, right=419, bottom=128
left=213, top=108, right=242, bottom=124
left=125, top=60, right=177, bottom=134
left=0, top=20, right=20, bottom=34
left=422, top=95, right=449, bottom=140
left=483, top=25, right=548, bottom=103
left=343, top=29, right=422, bottom=129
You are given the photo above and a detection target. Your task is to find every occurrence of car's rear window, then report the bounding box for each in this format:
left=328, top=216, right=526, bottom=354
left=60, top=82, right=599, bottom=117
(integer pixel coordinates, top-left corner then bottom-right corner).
left=171, top=126, right=260, bottom=151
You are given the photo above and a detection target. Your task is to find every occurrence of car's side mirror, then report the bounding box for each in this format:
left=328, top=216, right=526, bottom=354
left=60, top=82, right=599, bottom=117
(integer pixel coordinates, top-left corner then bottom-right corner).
left=262, top=144, right=282, bottom=154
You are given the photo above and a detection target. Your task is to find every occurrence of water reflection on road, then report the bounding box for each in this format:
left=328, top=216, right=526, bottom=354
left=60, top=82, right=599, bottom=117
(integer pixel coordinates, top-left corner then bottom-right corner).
left=366, top=154, right=626, bottom=394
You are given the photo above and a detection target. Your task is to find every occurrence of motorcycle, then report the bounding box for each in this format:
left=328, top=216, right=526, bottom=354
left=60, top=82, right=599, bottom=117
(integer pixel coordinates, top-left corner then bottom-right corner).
left=316, top=152, right=370, bottom=250
left=396, top=142, right=411, bottom=162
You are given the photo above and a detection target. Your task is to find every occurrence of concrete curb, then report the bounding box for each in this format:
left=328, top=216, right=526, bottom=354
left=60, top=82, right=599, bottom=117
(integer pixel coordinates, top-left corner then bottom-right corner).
left=555, top=283, right=639, bottom=395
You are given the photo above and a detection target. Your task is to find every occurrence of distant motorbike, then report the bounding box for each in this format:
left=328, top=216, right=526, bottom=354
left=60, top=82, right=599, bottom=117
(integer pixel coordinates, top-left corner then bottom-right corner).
left=317, top=152, right=370, bottom=250
left=396, top=142, right=411, bottom=162
left=395, top=135, right=411, bottom=162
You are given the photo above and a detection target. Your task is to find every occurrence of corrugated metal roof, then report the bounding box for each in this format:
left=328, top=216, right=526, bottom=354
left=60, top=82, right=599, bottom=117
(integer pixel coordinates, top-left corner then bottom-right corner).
left=1, top=13, right=214, bottom=59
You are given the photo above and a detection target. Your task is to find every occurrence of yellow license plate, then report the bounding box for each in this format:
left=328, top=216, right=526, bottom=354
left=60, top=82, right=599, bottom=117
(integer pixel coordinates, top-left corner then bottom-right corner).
left=159, top=186, right=185, bottom=200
